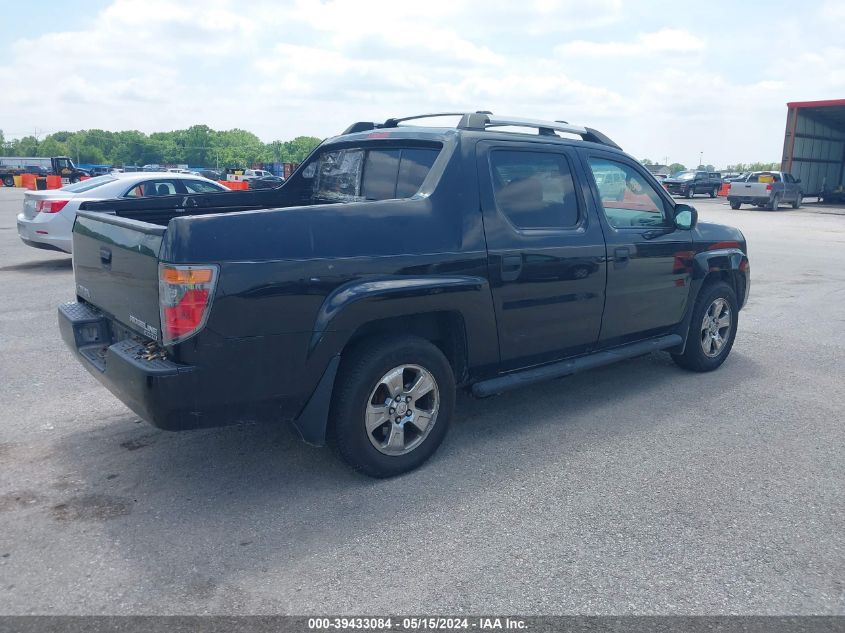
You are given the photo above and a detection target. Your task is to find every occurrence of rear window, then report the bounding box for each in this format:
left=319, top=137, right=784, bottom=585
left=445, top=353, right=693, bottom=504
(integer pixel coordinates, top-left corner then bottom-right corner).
left=303, top=145, right=440, bottom=203
left=748, top=172, right=781, bottom=183
left=61, top=175, right=118, bottom=193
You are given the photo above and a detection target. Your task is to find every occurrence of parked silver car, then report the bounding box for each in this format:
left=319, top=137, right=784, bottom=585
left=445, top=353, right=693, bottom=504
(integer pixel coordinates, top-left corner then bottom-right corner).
left=17, top=172, right=228, bottom=253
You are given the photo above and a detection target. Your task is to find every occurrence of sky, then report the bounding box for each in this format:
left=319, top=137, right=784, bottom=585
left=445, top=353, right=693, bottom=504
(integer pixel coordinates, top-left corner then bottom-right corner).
left=1, top=0, right=843, bottom=168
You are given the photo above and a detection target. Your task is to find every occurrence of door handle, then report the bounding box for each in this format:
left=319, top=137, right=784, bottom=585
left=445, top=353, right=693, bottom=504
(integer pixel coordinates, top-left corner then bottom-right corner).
left=99, top=246, right=112, bottom=266
left=614, top=247, right=630, bottom=263
left=501, top=254, right=523, bottom=281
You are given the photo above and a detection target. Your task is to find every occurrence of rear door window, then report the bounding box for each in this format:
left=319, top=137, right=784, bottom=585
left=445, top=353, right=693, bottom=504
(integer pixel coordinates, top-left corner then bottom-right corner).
left=303, top=145, right=440, bottom=203
left=124, top=180, right=182, bottom=197
left=489, top=150, right=580, bottom=229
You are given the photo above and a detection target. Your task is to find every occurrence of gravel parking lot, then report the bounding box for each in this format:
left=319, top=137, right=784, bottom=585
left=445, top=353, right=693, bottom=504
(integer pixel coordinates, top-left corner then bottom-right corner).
left=1, top=187, right=843, bottom=615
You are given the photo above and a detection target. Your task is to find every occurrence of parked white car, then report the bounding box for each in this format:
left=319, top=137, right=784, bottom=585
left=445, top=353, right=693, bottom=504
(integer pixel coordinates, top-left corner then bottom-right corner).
left=16, top=172, right=229, bottom=253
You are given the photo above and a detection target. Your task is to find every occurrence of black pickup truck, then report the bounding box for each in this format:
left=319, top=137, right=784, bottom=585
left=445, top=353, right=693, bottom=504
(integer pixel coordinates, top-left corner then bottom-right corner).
left=662, top=170, right=723, bottom=198
left=59, top=112, right=750, bottom=477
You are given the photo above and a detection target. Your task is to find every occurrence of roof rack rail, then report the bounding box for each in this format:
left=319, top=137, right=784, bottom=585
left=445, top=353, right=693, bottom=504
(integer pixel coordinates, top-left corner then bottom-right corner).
left=342, top=121, right=378, bottom=134
left=342, top=111, right=620, bottom=149
left=458, top=113, right=621, bottom=149
left=382, top=111, right=492, bottom=128
left=342, top=112, right=492, bottom=135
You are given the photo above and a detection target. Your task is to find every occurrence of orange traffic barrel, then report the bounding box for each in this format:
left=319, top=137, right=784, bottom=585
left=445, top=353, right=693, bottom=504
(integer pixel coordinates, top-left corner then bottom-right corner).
left=21, top=174, right=37, bottom=190
left=718, top=182, right=730, bottom=197
left=220, top=180, right=248, bottom=190
left=46, top=175, right=62, bottom=189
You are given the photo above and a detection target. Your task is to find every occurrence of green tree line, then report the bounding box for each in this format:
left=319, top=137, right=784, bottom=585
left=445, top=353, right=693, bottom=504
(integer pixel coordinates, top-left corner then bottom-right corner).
left=723, top=162, right=781, bottom=172
left=0, top=125, right=322, bottom=168
left=641, top=158, right=781, bottom=174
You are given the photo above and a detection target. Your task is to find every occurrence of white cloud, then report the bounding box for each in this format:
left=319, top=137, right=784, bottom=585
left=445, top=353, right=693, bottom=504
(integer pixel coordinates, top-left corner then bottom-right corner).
left=819, top=0, right=845, bottom=20
left=556, top=29, right=705, bottom=57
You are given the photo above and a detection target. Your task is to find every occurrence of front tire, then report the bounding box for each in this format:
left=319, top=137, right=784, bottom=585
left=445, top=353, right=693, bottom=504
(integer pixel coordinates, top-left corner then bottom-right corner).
left=709, top=186, right=718, bottom=198
left=330, top=336, right=455, bottom=478
left=2, top=175, right=14, bottom=187
left=792, top=193, right=802, bottom=209
left=671, top=281, right=738, bottom=372
left=685, top=187, right=693, bottom=199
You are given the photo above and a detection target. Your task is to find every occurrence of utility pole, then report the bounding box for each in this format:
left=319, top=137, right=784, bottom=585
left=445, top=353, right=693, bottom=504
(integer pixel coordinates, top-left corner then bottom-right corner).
left=699, top=151, right=703, bottom=168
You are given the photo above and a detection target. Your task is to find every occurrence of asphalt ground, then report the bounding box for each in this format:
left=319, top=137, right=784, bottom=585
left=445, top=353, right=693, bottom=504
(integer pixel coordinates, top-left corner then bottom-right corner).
left=0, top=187, right=843, bottom=615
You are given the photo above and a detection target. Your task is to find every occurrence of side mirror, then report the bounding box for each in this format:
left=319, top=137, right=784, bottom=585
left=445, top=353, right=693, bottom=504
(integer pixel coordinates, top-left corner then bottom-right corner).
left=674, top=204, right=698, bottom=230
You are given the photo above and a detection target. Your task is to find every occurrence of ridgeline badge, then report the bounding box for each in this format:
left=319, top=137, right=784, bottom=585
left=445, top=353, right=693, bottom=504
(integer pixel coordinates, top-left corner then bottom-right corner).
left=129, top=315, right=158, bottom=338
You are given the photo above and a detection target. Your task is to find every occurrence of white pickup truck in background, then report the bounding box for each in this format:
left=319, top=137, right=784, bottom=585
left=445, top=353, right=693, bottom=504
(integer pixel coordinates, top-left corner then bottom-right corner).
left=727, top=171, right=803, bottom=210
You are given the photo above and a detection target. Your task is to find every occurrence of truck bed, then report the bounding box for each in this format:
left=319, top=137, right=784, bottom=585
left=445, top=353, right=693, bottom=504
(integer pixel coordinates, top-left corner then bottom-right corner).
left=78, top=187, right=292, bottom=225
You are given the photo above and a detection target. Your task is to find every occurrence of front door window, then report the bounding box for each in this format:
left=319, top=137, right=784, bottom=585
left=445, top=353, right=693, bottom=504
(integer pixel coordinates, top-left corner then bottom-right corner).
left=587, top=158, right=670, bottom=229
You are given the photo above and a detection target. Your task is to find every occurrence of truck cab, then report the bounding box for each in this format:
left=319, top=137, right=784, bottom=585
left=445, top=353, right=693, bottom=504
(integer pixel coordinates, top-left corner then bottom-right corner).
left=51, top=157, right=89, bottom=182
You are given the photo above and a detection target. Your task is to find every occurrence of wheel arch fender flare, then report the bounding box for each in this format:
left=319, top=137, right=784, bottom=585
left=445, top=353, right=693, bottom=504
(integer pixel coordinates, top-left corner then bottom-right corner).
left=672, top=247, right=749, bottom=353
left=691, top=247, right=748, bottom=283
left=292, top=275, right=499, bottom=447
left=307, top=275, right=497, bottom=361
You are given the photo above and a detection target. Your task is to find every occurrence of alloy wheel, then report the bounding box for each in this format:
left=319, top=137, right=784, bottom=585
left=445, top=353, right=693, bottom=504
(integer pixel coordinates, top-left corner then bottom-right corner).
left=700, top=298, right=732, bottom=357
left=365, top=364, right=440, bottom=456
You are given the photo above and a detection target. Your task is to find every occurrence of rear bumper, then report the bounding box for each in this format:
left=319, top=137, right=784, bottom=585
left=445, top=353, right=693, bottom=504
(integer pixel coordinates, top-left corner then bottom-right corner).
left=727, top=195, right=771, bottom=204
left=59, top=302, right=203, bottom=429
left=59, top=301, right=336, bottom=440
left=17, top=213, right=72, bottom=253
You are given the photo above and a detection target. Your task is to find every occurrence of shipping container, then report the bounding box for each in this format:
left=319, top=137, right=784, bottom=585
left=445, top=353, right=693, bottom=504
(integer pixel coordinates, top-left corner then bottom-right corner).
left=781, top=99, right=845, bottom=198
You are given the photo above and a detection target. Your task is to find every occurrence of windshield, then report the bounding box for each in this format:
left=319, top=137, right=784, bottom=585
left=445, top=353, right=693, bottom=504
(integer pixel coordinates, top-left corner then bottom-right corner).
left=61, top=175, right=118, bottom=193
left=674, top=171, right=695, bottom=180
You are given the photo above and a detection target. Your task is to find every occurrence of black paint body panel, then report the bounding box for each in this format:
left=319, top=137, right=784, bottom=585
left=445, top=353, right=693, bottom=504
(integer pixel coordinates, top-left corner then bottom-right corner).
left=64, top=126, right=750, bottom=438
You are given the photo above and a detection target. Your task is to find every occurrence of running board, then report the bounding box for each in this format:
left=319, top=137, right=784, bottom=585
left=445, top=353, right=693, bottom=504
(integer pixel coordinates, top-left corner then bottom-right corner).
left=471, top=334, right=683, bottom=398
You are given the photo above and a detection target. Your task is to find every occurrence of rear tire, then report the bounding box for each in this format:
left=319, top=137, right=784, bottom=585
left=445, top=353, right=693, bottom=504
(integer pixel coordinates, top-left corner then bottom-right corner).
left=768, top=194, right=780, bottom=211
left=330, top=336, right=455, bottom=478
left=709, top=186, right=717, bottom=198
left=2, top=175, right=14, bottom=187
left=729, top=200, right=741, bottom=210
left=672, top=281, right=738, bottom=372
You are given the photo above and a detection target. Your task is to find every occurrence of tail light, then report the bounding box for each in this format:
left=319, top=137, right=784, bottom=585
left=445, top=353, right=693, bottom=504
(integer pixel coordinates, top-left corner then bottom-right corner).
left=158, top=264, right=218, bottom=345
left=37, top=199, right=69, bottom=213
left=765, top=184, right=772, bottom=191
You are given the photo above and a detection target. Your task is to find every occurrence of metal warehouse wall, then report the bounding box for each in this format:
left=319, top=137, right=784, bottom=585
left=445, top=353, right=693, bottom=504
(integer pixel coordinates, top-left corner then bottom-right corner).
left=782, top=101, right=845, bottom=197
